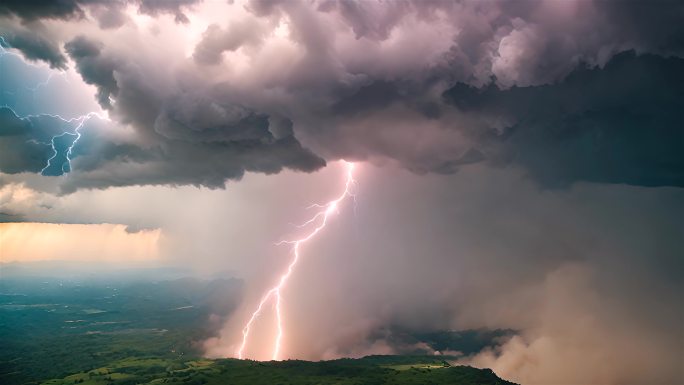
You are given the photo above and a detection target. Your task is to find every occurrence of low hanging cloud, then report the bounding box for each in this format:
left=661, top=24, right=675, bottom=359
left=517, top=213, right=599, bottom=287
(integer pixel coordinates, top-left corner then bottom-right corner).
left=456, top=263, right=682, bottom=385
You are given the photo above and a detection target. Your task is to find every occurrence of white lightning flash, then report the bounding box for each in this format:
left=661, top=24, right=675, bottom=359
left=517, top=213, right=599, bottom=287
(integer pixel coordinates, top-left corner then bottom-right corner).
left=1, top=36, right=109, bottom=176
left=238, top=161, right=357, bottom=360
left=39, top=111, right=109, bottom=175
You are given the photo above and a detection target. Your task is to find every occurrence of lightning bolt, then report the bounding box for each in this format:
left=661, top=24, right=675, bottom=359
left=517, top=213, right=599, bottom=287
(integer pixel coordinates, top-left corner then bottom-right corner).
left=40, top=111, right=109, bottom=175
left=1, top=35, right=109, bottom=177
left=0, top=36, right=22, bottom=60
left=237, top=161, right=357, bottom=360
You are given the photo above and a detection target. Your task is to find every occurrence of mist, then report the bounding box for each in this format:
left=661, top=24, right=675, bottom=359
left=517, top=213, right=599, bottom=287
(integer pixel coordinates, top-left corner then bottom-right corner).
left=38, top=161, right=674, bottom=385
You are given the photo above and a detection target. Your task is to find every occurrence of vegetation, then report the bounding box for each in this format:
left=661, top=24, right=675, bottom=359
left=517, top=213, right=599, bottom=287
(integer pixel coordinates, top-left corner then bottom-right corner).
left=0, top=274, right=516, bottom=385
left=0, top=276, right=240, bottom=384
left=39, top=356, right=517, bottom=385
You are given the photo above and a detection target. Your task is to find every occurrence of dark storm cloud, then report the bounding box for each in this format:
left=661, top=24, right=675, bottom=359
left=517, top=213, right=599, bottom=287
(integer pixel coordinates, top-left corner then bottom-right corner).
left=226, top=0, right=684, bottom=188
left=47, top=35, right=326, bottom=192
left=0, top=106, right=29, bottom=136
left=595, top=0, right=684, bottom=55
left=0, top=211, right=25, bottom=222
left=0, top=0, right=85, bottom=21
left=1, top=0, right=683, bottom=192
left=59, top=135, right=325, bottom=194
left=0, top=29, right=68, bottom=70
left=330, top=81, right=402, bottom=117
left=154, top=95, right=273, bottom=143
left=0, top=0, right=201, bottom=24
left=64, top=36, right=119, bottom=108
left=443, top=52, right=684, bottom=187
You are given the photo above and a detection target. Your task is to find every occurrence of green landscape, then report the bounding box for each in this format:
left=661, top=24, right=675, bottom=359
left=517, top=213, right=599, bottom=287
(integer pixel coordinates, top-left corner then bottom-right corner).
left=0, top=269, right=516, bottom=385
left=39, top=356, right=515, bottom=385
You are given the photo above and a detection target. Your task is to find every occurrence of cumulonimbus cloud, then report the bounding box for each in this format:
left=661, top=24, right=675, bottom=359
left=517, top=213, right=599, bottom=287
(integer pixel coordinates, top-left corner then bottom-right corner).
left=0, top=0, right=682, bottom=192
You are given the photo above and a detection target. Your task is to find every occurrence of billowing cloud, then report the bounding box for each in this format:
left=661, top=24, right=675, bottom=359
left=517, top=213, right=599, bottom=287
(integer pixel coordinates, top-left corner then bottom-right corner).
left=0, top=28, right=68, bottom=70
left=0, top=0, right=681, bottom=192
left=193, top=19, right=267, bottom=65
left=456, top=263, right=682, bottom=385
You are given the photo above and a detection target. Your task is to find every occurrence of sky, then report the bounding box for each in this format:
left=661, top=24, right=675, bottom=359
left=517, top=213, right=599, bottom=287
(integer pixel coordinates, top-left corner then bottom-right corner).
left=0, top=1, right=683, bottom=384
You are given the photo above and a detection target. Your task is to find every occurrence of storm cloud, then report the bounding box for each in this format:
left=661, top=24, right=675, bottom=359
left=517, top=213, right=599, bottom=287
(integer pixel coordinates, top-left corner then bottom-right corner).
left=443, top=51, right=684, bottom=187
left=0, top=5, right=683, bottom=383
left=0, top=0, right=682, bottom=192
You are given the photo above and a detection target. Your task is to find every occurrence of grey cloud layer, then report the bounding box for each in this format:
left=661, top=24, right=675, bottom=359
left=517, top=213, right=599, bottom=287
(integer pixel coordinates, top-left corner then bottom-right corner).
left=444, top=52, right=684, bottom=187
left=0, top=0, right=682, bottom=191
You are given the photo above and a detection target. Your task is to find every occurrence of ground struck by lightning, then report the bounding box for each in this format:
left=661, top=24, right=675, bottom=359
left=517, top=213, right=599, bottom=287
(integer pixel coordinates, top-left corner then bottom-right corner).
left=237, top=161, right=357, bottom=360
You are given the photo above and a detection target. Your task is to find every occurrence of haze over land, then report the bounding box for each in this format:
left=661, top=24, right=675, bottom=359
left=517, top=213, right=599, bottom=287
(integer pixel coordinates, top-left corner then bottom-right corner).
left=1, top=1, right=683, bottom=384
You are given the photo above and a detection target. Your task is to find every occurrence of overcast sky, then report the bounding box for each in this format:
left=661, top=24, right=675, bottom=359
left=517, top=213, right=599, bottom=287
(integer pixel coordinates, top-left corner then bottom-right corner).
left=0, top=1, right=682, bottom=384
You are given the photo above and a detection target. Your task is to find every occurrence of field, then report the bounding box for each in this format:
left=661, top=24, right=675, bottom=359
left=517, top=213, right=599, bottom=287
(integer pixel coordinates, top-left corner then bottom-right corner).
left=0, top=268, right=516, bottom=385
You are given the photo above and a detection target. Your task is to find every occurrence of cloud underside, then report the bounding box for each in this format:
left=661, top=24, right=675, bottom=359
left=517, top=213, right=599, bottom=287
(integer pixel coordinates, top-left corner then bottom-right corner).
left=0, top=0, right=682, bottom=192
